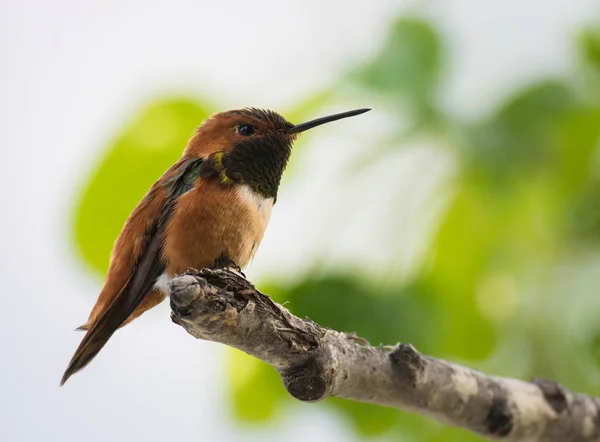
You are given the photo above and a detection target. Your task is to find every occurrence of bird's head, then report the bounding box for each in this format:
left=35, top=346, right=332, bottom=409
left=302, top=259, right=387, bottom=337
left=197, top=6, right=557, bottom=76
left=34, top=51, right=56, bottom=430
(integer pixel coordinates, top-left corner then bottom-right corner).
left=186, top=107, right=370, bottom=199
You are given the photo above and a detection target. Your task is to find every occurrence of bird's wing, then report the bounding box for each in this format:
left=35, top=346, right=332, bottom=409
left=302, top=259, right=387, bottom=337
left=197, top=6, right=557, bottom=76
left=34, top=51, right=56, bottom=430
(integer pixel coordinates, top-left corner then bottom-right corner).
left=61, top=157, right=204, bottom=385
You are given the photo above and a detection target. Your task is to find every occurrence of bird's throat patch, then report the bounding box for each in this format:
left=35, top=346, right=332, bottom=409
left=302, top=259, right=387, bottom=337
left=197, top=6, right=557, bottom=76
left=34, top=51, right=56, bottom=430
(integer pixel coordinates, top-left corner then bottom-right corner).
left=202, top=137, right=291, bottom=201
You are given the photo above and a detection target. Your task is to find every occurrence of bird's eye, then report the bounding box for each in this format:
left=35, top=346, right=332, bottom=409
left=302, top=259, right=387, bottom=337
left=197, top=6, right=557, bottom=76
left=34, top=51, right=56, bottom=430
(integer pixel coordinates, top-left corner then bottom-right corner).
left=237, top=124, right=255, bottom=136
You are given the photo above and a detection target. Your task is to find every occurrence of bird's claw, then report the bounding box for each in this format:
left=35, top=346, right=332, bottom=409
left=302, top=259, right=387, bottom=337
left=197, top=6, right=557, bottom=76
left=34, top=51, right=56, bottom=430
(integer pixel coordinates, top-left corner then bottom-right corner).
left=210, top=256, right=245, bottom=278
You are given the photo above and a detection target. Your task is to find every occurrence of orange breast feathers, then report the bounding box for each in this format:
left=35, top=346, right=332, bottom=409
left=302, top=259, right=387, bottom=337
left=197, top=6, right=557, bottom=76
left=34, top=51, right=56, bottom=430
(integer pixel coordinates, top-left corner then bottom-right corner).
left=162, top=179, right=274, bottom=275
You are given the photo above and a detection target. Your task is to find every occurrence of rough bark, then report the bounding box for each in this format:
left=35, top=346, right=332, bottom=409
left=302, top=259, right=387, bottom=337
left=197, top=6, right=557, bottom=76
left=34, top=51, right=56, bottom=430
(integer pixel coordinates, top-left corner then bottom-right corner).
left=169, top=268, right=600, bottom=442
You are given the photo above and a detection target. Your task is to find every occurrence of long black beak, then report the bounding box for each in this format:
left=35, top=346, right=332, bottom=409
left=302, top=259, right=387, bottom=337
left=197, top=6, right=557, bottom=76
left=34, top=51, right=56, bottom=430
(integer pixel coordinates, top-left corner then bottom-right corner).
left=285, top=108, right=370, bottom=134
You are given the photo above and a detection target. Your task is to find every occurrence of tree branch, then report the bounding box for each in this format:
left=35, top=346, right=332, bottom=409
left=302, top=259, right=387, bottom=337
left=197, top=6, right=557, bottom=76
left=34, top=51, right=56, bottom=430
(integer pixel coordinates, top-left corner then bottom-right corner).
left=169, top=268, right=600, bottom=441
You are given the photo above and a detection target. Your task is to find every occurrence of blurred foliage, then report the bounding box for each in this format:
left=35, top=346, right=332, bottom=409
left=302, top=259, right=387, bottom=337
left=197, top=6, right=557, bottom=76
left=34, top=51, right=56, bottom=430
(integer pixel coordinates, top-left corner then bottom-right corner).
left=582, top=28, right=600, bottom=71
left=464, top=81, right=577, bottom=179
left=352, top=18, right=442, bottom=125
left=580, top=28, right=600, bottom=103
left=581, top=28, right=600, bottom=79
left=73, top=13, right=600, bottom=442
left=228, top=350, right=288, bottom=422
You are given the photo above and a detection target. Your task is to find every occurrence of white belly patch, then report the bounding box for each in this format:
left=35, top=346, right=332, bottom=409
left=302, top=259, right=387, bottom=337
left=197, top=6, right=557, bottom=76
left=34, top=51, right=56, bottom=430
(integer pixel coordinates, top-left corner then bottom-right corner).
left=154, top=273, right=173, bottom=296
left=236, top=184, right=274, bottom=228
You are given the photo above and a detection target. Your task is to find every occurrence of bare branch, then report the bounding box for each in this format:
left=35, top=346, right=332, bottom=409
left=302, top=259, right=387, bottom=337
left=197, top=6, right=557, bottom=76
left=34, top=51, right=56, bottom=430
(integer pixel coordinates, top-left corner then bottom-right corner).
left=169, top=268, right=600, bottom=442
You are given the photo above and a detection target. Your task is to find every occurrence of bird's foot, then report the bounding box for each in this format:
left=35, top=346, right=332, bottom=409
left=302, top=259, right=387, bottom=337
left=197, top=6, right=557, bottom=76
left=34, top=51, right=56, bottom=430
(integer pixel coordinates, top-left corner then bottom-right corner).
left=210, top=256, right=246, bottom=278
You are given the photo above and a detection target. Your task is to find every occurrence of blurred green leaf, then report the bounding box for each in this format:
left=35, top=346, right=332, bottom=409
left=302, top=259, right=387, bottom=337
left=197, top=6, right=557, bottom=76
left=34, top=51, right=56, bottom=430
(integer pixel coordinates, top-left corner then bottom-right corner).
left=330, top=399, right=398, bottom=436
left=580, top=28, right=600, bottom=74
left=560, top=109, right=600, bottom=243
left=428, top=427, right=487, bottom=442
left=228, top=350, right=288, bottom=422
left=419, top=183, right=500, bottom=360
left=568, top=184, right=600, bottom=243
left=589, top=331, right=600, bottom=369
left=465, top=81, right=577, bottom=180
left=352, top=17, right=442, bottom=120
left=74, top=98, right=213, bottom=275
left=265, top=275, right=439, bottom=351
left=556, top=109, right=600, bottom=193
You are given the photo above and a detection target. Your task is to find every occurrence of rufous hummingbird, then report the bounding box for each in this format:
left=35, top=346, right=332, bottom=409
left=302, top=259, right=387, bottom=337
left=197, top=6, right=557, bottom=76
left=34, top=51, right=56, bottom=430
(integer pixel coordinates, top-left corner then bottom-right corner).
left=61, top=107, right=370, bottom=385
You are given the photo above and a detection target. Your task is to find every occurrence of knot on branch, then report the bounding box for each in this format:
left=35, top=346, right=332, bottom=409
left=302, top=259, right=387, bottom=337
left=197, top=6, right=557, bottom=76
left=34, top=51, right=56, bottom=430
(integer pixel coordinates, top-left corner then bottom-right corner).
left=281, top=357, right=327, bottom=402
left=389, top=343, right=424, bottom=386
left=532, top=378, right=568, bottom=414
left=485, top=396, right=514, bottom=437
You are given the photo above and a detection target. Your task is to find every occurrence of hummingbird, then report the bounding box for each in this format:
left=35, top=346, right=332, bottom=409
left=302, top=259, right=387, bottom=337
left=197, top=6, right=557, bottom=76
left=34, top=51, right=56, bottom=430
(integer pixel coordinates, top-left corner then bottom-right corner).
left=61, top=106, right=370, bottom=385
